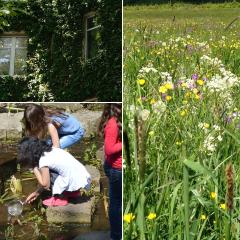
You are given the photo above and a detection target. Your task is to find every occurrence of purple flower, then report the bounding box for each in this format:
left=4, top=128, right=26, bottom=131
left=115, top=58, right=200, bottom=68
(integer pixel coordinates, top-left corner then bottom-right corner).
left=192, top=73, right=198, bottom=81
left=226, top=116, right=232, bottom=124
left=188, top=82, right=196, bottom=89
left=161, top=93, right=167, bottom=101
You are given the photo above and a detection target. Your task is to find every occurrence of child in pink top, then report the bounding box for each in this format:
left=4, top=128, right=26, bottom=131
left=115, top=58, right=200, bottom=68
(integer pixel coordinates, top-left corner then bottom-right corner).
left=98, top=103, right=122, bottom=240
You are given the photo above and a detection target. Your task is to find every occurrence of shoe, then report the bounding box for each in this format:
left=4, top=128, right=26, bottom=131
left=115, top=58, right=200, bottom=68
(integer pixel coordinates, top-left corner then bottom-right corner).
left=63, top=190, right=81, bottom=198
left=42, top=196, right=68, bottom=207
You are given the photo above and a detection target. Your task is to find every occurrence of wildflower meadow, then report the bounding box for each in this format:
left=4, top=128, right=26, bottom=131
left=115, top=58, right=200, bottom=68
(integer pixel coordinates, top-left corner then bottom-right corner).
left=123, top=3, right=240, bottom=239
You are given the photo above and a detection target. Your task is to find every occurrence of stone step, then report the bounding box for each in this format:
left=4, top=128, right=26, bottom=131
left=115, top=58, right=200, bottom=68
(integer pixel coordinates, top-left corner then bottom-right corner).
left=46, top=165, right=101, bottom=224
left=46, top=196, right=96, bottom=224
left=85, top=165, right=100, bottom=193
left=96, top=146, right=104, bottom=164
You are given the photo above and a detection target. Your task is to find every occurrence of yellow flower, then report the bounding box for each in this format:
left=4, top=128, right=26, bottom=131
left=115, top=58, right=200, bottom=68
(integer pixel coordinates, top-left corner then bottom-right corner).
left=159, top=86, right=167, bottom=93
left=150, top=98, right=156, bottom=104
left=138, top=79, right=146, bottom=86
left=197, top=79, right=204, bottom=86
left=182, top=100, right=188, bottom=105
left=185, top=92, right=191, bottom=98
left=124, top=213, right=135, bottom=223
left=176, top=141, right=182, bottom=146
left=220, top=203, right=226, bottom=210
left=147, top=213, right=157, bottom=220
left=204, top=123, right=210, bottom=129
left=210, top=192, right=216, bottom=200
left=195, top=94, right=200, bottom=100
left=180, top=110, right=187, bottom=117
left=181, top=82, right=187, bottom=88
left=149, top=131, right=154, bottom=136
left=192, top=88, right=198, bottom=94
left=201, top=214, right=206, bottom=220
left=164, top=83, right=173, bottom=90
left=166, top=95, right=172, bottom=101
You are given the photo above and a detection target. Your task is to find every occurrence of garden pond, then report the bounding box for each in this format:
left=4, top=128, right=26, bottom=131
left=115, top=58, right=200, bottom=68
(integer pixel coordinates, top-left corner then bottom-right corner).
left=0, top=139, right=109, bottom=240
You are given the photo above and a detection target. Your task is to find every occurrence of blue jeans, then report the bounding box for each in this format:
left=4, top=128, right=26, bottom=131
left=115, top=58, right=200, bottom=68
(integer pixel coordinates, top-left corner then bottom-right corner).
left=47, top=127, right=85, bottom=149
left=104, top=161, right=122, bottom=240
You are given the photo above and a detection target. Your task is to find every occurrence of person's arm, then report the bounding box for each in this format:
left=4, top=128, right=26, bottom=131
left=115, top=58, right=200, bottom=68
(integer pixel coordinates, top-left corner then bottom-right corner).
left=104, top=119, right=122, bottom=156
left=33, top=167, right=50, bottom=189
left=25, top=187, right=44, bottom=204
left=48, top=123, right=60, bottom=148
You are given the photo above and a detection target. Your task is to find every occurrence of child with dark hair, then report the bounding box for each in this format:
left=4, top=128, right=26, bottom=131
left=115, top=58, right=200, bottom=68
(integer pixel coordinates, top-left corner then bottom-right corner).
left=98, top=103, right=122, bottom=240
left=18, top=137, right=91, bottom=206
left=23, top=103, right=85, bottom=149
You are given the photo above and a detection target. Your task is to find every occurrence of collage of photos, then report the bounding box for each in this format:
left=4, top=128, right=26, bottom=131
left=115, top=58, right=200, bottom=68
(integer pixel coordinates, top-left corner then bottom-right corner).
left=0, top=0, right=240, bottom=239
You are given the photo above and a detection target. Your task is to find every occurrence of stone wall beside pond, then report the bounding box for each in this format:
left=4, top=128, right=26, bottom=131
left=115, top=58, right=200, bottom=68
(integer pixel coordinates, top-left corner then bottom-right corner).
left=0, top=109, right=102, bottom=141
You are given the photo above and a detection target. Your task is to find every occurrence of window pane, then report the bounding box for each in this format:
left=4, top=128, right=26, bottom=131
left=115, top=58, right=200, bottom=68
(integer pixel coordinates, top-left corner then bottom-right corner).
left=0, top=38, right=12, bottom=48
left=14, top=48, right=27, bottom=75
left=87, top=28, right=100, bottom=59
left=87, top=16, right=98, bottom=30
left=16, top=37, right=27, bottom=48
left=0, top=49, right=10, bottom=75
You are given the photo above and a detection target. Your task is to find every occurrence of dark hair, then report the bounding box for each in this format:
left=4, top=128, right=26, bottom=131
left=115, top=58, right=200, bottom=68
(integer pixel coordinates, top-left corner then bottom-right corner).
left=23, top=103, right=67, bottom=138
left=98, top=103, right=122, bottom=139
left=17, top=137, right=52, bottom=168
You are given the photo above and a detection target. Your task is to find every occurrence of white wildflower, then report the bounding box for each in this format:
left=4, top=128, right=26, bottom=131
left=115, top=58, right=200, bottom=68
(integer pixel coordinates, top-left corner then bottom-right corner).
left=139, top=109, right=150, bottom=121
left=213, top=125, right=221, bottom=131
left=152, top=100, right=166, bottom=115
left=139, top=63, right=158, bottom=74
left=160, top=72, right=172, bottom=82
left=217, top=135, right=223, bottom=142
left=203, top=134, right=217, bottom=153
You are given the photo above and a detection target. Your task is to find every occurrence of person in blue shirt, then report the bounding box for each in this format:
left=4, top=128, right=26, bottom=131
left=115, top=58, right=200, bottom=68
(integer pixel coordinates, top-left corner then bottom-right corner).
left=22, top=103, right=85, bottom=149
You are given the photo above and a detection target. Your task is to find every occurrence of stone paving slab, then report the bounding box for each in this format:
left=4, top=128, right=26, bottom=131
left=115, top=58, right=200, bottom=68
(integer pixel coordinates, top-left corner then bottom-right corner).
left=46, top=196, right=96, bottom=224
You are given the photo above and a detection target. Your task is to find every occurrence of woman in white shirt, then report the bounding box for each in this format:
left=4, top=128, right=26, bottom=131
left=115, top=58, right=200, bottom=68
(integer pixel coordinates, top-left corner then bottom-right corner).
left=18, top=137, right=91, bottom=207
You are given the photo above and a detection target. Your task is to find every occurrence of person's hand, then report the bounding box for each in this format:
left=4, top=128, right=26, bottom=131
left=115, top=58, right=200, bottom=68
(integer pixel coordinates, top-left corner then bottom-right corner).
left=25, top=191, right=39, bottom=204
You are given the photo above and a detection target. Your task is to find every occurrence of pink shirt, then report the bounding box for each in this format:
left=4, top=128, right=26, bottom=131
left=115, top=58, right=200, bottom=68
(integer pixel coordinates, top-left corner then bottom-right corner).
left=104, top=117, right=122, bottom=169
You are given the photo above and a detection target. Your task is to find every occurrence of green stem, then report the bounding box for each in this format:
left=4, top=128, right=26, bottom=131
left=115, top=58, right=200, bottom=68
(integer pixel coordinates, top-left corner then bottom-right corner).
left=183, top=165, right=190, bottom=240
left=226, top=211, right=232, bottom=240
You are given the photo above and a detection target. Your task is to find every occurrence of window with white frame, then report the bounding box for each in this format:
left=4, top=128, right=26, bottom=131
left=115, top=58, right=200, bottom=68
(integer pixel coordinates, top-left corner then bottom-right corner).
left=85, top=13, right=101, bottom=59
left=0, top=36, right=27, bottom=76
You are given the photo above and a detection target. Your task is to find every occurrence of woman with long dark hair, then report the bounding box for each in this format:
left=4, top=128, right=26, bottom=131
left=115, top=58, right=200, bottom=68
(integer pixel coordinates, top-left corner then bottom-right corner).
left=98, top=103, right=122, bottom=240
left=23, top=103, right=84, bottom=149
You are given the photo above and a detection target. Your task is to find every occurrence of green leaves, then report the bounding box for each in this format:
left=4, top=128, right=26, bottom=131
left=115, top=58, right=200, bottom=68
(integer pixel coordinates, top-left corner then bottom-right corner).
left=183, top=159, right=212, bottom=176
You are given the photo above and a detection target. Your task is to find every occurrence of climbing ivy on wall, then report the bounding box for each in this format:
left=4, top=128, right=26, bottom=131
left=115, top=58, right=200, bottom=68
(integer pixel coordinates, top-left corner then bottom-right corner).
left=0, top=0, right=122, bottom=101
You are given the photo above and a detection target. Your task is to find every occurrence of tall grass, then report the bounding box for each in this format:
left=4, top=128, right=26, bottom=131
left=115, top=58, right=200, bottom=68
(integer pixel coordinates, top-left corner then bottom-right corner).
left=124, top=3, right=240, bottom=239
